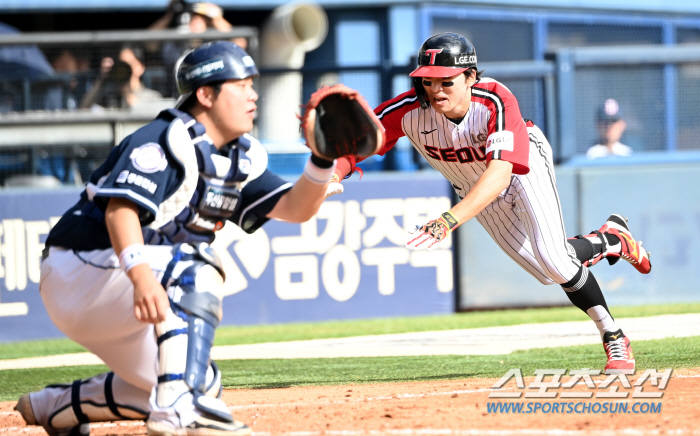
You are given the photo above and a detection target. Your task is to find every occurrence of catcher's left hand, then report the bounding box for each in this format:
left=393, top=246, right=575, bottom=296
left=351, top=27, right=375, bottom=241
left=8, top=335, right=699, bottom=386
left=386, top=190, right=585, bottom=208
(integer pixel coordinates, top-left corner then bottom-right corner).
left=405, top=211, right=460, bottom=251
left=301, top=84, right=385, bottom=161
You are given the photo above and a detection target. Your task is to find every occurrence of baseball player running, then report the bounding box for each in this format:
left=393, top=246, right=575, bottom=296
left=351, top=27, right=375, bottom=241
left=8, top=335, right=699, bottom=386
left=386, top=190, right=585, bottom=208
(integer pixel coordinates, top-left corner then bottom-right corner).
left=331, top=33, right=651, bottom=375
left=15, top=41, right=341, bottom=435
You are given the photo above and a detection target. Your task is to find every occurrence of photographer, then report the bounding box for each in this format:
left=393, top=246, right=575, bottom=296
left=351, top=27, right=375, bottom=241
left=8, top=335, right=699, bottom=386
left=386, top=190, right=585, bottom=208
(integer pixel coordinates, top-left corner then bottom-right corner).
left=152, top=0, right=246, bottom=47
left=148, top=0, right=248, bottom=97
left=80, top=45, right=163, bottom=111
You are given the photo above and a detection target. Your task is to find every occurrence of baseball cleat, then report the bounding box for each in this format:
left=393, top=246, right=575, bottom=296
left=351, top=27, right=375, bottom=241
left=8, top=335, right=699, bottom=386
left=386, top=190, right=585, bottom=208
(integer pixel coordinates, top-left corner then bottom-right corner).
left=147, top=416, right=252, bottom=436
left=598, top=214, right=651, bottom=274
left=603, top=329, right=636, bottom=375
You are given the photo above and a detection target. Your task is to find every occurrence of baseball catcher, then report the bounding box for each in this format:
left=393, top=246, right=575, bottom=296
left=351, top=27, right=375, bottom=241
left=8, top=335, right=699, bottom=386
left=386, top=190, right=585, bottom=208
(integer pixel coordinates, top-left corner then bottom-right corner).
left=14, top=41, right=376, bottom=436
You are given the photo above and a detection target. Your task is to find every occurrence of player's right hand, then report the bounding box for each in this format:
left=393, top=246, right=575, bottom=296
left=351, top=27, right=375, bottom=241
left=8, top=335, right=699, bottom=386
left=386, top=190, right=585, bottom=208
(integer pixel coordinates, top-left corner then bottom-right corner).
left=325, top=173, right=344, bottom=198
left=129, top=263, right=169, bottom=324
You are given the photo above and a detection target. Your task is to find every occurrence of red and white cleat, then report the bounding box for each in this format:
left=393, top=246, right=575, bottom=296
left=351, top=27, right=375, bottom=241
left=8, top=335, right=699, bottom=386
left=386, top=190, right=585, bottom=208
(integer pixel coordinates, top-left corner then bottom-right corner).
left=599, top=214, right=652, bottom=274
left=603, top=329, right=636, bottom=375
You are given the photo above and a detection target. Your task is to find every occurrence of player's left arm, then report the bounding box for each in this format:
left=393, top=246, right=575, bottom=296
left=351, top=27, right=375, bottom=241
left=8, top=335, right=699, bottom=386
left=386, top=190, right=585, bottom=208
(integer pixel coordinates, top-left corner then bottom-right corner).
left=330, top=90, right=415, bottom=187
left=405, top=159, right=512, bottom=251
left=447, top=81, right=526, bottom=224
left=267, top=154, right=335, bottom=222
left=449, top=159, right=512, bottom=223
left=407, top=82, right=523, bottom=251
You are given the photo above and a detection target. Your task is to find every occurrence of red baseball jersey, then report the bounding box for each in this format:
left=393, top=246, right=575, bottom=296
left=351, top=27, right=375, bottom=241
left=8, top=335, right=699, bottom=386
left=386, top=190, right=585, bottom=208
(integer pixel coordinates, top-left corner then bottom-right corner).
left=369, top=78, right=530, bottom=196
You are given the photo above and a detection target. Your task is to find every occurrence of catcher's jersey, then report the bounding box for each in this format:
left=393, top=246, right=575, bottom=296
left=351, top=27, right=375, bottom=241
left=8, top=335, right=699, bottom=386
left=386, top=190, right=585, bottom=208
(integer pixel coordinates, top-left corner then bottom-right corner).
left=375, top=78, right=530, bottom=199
left=46, top=110, right=292, bottom=252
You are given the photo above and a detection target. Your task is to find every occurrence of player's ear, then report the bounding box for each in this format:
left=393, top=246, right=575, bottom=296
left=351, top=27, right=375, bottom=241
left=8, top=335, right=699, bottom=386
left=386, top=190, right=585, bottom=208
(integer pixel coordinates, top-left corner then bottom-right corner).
left=195, top=86, right=215, bottom=108
left=464, top=69, right=476, bottom=87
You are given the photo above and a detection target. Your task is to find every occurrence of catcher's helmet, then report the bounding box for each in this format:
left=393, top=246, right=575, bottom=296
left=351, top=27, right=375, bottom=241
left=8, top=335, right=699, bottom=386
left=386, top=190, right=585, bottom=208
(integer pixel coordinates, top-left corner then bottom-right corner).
left=409, top=33, right=477, bottom=78
left=175, top=40, right=259, bottom=107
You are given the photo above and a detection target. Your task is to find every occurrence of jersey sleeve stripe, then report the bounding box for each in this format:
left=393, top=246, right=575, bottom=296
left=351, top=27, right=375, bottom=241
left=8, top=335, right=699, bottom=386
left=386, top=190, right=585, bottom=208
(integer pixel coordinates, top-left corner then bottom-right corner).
left=237, top=182, right=293, bottom=229
left=472, top=87, right=506, bottom=131
left=376, top=95, right=418, bottom=120
left=94, top=188, right=160, bottom=217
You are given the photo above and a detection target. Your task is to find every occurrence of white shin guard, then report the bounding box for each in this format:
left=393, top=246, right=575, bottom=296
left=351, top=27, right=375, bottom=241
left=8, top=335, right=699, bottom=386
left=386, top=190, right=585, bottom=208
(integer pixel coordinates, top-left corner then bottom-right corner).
left=154, top=247, right=232, bottom=425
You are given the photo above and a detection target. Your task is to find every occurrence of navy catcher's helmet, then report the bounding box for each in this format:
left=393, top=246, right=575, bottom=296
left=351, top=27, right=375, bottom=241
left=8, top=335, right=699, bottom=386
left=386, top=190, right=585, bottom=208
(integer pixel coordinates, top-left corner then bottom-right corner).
left=175, top=40, right=259, bottom=107
left=409, top=33, right=477, bottom=78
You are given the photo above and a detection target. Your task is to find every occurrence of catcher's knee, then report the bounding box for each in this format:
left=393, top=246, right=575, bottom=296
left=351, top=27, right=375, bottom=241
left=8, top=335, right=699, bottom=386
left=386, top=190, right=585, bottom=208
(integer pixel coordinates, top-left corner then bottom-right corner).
left=154, top=243, right=231, bottom=421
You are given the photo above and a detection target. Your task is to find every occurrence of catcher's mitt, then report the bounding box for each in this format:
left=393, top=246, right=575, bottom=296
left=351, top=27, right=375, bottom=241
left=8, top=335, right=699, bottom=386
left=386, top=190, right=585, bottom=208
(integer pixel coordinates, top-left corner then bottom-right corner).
left=301, top=84, right=385, bottom=160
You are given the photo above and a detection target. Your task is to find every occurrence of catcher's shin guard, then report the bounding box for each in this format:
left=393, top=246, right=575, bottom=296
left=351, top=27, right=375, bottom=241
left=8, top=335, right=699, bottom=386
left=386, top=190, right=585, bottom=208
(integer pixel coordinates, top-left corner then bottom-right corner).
left=15, top=372, right=148, bottom=436
left=155, top=243, right=232, bottom=422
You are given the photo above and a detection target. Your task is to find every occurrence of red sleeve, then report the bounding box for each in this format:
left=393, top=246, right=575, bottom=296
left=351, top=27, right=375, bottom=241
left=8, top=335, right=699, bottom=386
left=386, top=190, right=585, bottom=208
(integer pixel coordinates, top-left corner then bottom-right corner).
left=334, top=155, right=357, bottom=179
left=374, top=89, right=419, bottom=156
left=472, top=81, right=530, bottom=175
left=335, top=89, right=420, bottom=179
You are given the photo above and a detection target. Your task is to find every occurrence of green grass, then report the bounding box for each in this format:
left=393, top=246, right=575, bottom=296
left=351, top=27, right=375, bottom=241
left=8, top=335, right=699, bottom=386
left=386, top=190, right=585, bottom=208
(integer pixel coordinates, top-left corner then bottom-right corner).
left=1, top=336, right=698, bottom=402
left=3, top=302, right=700, bottom=360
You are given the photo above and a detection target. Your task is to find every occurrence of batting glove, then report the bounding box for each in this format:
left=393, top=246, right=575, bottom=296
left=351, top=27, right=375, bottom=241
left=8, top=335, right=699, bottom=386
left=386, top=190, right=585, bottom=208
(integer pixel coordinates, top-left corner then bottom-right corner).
left=405, top=211, right=460, bottom=251
left=325, top=173, right=344, bottom=198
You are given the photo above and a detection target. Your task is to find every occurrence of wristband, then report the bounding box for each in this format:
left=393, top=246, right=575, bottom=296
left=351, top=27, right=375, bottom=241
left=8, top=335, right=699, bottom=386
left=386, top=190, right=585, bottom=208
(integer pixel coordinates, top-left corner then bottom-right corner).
left=310, top=153, right=335, bottom=169
left=303, top=155, right=337, bottom=185
left=119, top=244, right=147, bottom=273
left=439, top=211, right=460, bottom=230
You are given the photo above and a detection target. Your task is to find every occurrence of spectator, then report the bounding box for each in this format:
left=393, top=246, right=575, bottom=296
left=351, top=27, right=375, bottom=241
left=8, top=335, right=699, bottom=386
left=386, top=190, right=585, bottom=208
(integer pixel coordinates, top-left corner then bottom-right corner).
left=0, top=21, right=54, bottom=112
left=43, top=48, right=90, bottom=111
left=117, top=45, right=165, bottom=110
left=587, top=99, right=633, bottom=159
left=79, top=45, right=163, bottom=111
left=147, top=0, right=248, bottom=96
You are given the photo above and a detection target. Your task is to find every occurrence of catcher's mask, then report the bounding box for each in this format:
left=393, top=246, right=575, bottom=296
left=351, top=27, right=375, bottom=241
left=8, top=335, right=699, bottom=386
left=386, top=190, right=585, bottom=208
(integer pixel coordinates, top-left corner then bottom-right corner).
left=174, top=40, right=259, bottom=108
left=410, top=32, right=477, bottom=109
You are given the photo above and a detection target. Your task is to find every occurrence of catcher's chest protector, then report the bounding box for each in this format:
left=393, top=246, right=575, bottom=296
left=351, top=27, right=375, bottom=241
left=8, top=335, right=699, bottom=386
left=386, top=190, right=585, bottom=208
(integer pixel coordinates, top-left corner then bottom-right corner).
left=144, top=110, right=251, bottom=245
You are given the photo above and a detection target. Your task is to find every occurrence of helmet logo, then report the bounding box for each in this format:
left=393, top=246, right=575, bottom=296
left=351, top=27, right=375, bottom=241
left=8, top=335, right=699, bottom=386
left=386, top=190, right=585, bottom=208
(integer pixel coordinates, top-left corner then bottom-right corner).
left=455, top=55, right=477, bottom=65
left=426, top=48, right=444, bottom=65
left=242, top=56, right=255, bottom=67
left=185, top=58, right=225, bottom=81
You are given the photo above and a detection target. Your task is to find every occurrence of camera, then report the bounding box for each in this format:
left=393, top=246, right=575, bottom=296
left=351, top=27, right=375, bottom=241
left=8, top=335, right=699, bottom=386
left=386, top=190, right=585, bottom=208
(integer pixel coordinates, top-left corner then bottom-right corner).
left=169, top=0, right=189, bottom=15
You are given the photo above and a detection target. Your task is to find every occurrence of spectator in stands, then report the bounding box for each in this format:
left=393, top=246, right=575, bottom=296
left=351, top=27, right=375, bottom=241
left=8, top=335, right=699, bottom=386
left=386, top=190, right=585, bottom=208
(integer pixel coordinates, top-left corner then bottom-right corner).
left=587, top=99, right=633, bottom=159
left=80, top=45, right=163, bottom=111
left=147, top=0, right=247, bottom=96
left=0, top=21, right=54, bottom=112
left=43, top=48, right=90, bottom=111
left=117, top=44, right=165, bottom=110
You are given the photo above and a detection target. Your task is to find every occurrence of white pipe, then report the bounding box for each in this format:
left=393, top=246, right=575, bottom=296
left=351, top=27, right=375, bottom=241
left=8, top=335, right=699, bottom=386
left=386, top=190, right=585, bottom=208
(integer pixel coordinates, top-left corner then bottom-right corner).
left=257, top=2, right=328, bottom=143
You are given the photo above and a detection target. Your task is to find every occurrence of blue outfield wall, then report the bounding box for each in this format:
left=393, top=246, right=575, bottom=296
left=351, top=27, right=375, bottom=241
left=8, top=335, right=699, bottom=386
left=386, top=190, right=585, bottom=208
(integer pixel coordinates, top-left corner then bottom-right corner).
left=457, top=160, right=700, bottom=310
left=0, top=172, right=455, bottom=342
left=2, top=161, right=698, bottom=341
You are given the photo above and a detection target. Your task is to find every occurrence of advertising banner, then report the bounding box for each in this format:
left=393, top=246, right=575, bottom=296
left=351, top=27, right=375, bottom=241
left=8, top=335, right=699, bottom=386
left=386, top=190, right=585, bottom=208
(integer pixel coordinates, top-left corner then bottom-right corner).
left=0, top=173, right=455, bottom=342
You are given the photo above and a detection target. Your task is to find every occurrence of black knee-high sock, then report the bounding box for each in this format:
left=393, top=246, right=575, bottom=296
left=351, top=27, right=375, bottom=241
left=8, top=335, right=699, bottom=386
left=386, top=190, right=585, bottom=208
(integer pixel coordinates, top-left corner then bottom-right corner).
left=568, top=238, right=595, bottom=263
left=561, top=266, right=620, bottom=337
left=568, top=233, right=621, bottom=263
left=561, top=266, right=609, bottom=313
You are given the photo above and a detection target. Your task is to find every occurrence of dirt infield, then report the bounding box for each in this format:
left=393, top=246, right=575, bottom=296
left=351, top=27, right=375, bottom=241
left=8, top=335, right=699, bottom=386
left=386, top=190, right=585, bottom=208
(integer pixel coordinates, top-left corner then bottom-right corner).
left=2, top=368, right=699, bottom=435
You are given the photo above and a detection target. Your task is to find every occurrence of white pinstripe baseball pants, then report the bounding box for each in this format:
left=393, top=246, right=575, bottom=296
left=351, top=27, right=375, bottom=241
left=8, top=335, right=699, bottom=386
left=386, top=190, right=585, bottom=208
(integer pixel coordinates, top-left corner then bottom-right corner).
left=476, top=125, right=581, bottom=286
